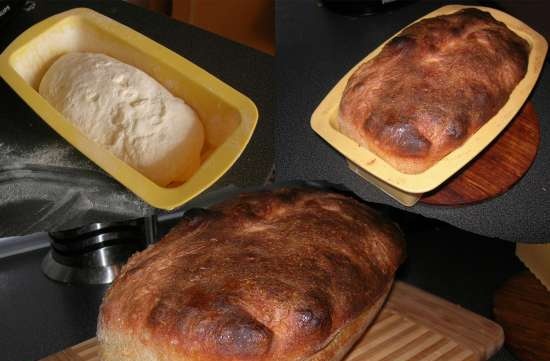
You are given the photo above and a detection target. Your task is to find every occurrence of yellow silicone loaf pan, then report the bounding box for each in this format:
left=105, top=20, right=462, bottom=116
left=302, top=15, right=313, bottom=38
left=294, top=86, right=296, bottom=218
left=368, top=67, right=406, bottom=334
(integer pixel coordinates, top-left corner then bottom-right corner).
left=311, top=5, right=547, bottom=202
left=0, top=8, right=258, bottom=210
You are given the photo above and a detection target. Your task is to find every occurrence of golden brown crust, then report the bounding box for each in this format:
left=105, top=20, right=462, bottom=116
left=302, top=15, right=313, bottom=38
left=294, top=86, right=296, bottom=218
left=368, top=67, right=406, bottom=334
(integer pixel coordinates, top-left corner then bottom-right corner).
left=305, top=282, right=392, bottom=361
left=339, top=8, right=530, bottom=174
left=98, top=188, right=405, bottom=361
left=98, top=283, right=392, bottom=361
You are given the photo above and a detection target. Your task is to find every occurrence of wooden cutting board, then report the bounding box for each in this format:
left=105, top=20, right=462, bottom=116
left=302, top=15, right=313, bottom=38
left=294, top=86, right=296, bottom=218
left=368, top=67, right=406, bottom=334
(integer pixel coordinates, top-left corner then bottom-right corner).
left=40, top=282, right=503, bottom=361
left=420, top=102, right=540, bottom=206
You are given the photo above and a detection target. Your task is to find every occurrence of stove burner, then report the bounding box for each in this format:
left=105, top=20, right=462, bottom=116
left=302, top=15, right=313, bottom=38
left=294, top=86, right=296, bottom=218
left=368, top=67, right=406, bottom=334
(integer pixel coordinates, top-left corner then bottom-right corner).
left=41, top=216, right=156, bottom=284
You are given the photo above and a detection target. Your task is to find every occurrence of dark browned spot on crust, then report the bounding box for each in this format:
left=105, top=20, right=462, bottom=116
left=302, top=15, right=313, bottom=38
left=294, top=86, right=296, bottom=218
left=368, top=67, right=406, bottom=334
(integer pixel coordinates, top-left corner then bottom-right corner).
left=294, top=290, right=333, bottom=337
left=148, top=289, right=273, bottom=358
left=387, top=35, right=416, bottom=54
left=378, top=122, right=431, bottom=157
left=445, top=113, right=468, bottom=140
left=213, top=314, right=273, bottom=358
left=449, top=25, right=465, bottom=37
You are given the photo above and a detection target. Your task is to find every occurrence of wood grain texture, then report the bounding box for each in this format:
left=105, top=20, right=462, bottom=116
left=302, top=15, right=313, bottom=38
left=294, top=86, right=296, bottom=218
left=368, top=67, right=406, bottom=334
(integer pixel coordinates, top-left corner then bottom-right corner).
left=493, top=271, right=550, bottom=361
left=384, top=282, right=504, bottom=360
left=421, top=102, right=540, bottom=205
left=40, top=282, right=503, bottom=361
left=172, top=0, right=275, bottom=55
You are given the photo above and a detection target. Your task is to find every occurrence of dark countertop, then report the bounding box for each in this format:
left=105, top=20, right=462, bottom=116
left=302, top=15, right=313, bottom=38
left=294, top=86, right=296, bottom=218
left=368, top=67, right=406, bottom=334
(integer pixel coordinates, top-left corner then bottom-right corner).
left=0, top=210, right=526, bottom=361
left=0, top=0, right=274, bottom=237
left=0, top=1, right=543, bottom=361
left=275, top=0, right=550, bottom=243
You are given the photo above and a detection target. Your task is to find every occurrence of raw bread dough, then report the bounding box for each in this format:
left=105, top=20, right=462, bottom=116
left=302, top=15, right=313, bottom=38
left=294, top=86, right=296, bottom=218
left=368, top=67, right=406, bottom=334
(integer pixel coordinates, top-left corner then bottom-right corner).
left=39, top=52, right=204, bottom=186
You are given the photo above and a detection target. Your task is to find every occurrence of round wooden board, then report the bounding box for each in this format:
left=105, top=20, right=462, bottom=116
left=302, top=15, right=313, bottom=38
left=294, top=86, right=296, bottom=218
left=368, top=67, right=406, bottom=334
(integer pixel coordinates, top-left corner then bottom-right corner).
left=493, top=271, right=550, bottom=361
left=420, top=102, right=540, bottom=206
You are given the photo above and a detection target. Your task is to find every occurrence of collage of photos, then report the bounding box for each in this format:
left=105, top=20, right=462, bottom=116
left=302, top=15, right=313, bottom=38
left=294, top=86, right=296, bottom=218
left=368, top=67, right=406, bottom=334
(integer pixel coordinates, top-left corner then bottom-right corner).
left=0, top=1, right=549, bottom=361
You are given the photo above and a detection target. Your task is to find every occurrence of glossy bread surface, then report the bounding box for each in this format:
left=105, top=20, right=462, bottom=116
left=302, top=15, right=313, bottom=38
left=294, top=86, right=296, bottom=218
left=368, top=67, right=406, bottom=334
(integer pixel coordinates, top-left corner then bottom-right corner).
left=98, top=188, right=405, bottom=361
left=339, top=8, right=530, bottom=174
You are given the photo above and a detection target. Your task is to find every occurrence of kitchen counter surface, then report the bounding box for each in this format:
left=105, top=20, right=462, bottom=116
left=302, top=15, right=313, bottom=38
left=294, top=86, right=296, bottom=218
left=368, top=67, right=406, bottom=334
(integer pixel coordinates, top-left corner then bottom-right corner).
left=275, top=0, right=550, bottom=243
left=0, top=1, right=544, bottom=361
left=0, top=0, right=274, bottom=237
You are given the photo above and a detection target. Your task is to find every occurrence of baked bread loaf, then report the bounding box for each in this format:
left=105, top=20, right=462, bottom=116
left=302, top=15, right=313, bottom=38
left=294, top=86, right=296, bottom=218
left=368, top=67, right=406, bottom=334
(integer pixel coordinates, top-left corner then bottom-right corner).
left=339, top=8, right=530, bottom=174
left=98, top=188, right=405, bottom=361
left=39, top=52, right=204, bottom=186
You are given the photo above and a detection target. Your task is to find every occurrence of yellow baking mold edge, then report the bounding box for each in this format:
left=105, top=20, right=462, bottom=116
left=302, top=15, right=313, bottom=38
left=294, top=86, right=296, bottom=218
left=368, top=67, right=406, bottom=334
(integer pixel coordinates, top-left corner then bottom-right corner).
left=0, top=8, right=258, bottom=210
left=311, top=5, right=547, bottom=199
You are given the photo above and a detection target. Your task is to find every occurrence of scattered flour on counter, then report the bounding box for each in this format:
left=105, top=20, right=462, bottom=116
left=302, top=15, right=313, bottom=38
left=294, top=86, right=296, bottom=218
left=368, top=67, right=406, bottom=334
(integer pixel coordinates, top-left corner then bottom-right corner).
left=89, top=186, right=152, bottom=216
left=0, top=167, right=152, bottom=236
left=0, top=141, right=152, bottom=230
left=0, top=141, right=93, bottom=169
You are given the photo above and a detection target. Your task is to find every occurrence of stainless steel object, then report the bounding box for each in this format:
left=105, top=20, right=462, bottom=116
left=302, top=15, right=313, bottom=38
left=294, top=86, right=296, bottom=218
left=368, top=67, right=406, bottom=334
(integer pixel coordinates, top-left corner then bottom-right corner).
left=41, top=216, right=157, bottom=285
left=35, top=185, right=242, bottom=285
